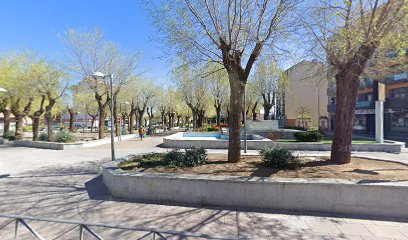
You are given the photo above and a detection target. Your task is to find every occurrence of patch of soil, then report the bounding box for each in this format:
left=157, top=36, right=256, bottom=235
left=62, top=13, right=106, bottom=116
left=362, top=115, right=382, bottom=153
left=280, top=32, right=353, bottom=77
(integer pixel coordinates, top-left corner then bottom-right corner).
left=128, top=155, right=408, bottom=181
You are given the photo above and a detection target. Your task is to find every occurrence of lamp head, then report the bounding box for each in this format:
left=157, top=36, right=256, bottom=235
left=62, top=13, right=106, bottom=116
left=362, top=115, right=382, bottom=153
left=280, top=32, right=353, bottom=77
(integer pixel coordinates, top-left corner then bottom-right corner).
left=92, top=72, right=105, bottom=78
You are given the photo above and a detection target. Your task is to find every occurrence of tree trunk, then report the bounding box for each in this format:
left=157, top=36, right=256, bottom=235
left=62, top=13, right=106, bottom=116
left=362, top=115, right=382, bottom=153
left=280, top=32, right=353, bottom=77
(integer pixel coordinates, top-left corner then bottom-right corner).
left=90, top=117, right=95, bottom=133
left=31, top=95, right=46, bottom=141
left=68, top=110, right=75, bottom=132
left=215, top=105, right=221, bottom=127
left=98, top=106, right=105, bottom=139
left=114, top=107, right=119, bottom=137
left=14, top=115, right=24, bottom=140
left=129, top=110, right=134, bottom=134
left=32, top=117, right=40, bottom=141
left=263, top=104, right=272, bottom=120
left=45, top=99, right=56, bottom=142
left=227, top=71, right=245, bottom=163
left=2, top=109, right=11, bottom=137
left=252, top=101, right=258, bottom=120
left=330, top=71, right=360, bottom=164
left=138, top=110, right=145, bottom=127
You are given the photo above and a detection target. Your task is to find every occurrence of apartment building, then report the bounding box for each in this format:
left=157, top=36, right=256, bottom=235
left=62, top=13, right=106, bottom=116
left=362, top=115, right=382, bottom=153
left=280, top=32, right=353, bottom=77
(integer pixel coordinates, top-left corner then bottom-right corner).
left=277, top=60, right=329, bottom=129
left=327, top=49, right=408, bottom=143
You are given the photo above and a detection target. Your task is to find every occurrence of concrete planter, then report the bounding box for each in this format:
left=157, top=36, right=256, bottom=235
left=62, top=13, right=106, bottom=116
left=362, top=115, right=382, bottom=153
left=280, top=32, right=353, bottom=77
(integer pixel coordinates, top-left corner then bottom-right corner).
left=14, top=134, right=138, bottom=150
left=103, top=161, right=408, bottom=218
left=163, top=133, right=404, bottom=153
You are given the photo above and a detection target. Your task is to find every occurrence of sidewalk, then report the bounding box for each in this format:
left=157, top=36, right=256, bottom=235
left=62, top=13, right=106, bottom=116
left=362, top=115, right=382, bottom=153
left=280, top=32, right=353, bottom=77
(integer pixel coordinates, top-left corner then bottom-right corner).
left=0, top=136, right=407, bottom=239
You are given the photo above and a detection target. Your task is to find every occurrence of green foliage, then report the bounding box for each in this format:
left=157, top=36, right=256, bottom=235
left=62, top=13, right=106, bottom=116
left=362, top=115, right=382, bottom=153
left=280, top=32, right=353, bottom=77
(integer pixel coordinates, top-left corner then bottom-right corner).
left=39, top=132, right=48, bottom=142
left=23, top=126, right=32, bottom=132
left=121, top=128, right=128, bottom=135
left=163, top=147, right=207, bottom=167
left=259, top=147, right=301, bottom=170
left=206, top=126, right=220, bottom=132
left=53, top=131, right=76, bottom=143
left=138, top=153, right=167, bottom=167
left=4, top=131, right=15, bottom=141
left=293, top=131, right=324, bottom=142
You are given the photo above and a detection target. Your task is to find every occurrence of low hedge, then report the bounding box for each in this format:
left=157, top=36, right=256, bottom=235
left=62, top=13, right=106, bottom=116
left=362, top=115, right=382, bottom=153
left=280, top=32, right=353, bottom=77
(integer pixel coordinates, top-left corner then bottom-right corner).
left=293, top=131, right=323, bottom=142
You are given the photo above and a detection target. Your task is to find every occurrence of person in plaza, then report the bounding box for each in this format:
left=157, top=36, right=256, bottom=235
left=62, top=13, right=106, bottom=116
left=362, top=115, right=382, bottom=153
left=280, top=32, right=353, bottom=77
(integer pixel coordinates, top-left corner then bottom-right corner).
left=138, top=126, right=145, bottom=140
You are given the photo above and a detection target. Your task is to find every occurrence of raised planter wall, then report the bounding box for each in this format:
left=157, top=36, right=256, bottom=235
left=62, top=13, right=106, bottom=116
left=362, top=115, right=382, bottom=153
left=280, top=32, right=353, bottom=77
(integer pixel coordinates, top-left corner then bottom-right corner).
left=14, top=134, right=138, bottom=150
left=103, top=162, right=408, bottom=218
left=163, top=133, right=404, bottom=153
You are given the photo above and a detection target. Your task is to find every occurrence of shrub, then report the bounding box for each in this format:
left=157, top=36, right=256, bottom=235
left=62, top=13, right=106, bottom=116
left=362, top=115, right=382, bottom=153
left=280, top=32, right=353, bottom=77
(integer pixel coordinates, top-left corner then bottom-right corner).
left=53, top=131, right=76, bottom=143
left=259, top=147, right=301, bottom=170
left=39, top=132, right=48, bottom=142
left=4, top=131, right=15, bottom=141
left=206, top=126, right=220, bottom=132
left=164, top=147, right=207, bottom=167
left=293, top=131, right=323, bottom=142
left=23, top=126, right=32, bottom=132
left=219, top=123, right=229, bottom=128
left=138, top=153, right=167, bottom=167
left=121, top=128, right=128, bottom=135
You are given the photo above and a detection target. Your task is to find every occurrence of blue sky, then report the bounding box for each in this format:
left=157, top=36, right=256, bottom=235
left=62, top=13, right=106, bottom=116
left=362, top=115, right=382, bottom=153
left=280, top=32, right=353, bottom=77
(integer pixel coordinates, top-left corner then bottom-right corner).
left=0, top=0, right=171, bottom=84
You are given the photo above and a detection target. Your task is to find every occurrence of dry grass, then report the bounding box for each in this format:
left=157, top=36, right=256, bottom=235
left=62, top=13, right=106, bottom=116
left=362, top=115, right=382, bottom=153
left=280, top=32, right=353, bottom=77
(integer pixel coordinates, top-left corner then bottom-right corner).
left=125, top=155, right=408, bottom=181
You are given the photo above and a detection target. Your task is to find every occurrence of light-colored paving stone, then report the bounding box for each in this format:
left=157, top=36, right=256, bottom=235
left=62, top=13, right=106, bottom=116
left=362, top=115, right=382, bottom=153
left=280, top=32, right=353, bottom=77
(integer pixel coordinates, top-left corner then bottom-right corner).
left=0, top=136, right=407, bottom=239
left=363, top=224, right=407, bottom=239
left=336, top=223, right=373, bottom=237
left=305, top=220, right=342, bottom=234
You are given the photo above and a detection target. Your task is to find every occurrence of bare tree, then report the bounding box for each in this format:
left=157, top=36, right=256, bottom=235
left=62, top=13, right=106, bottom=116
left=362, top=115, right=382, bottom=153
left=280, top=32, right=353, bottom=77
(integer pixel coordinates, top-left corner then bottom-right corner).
left=296, top=105, right=310, bottom=129
left=251, top=59, right=284, bottom=120
left=147, top=0, right=300, bottom=162
left=61, top=29, right=141, bottom=139
left=303, top=0, right=407, bottom=163
left=207, top=63, right=229, bottom=127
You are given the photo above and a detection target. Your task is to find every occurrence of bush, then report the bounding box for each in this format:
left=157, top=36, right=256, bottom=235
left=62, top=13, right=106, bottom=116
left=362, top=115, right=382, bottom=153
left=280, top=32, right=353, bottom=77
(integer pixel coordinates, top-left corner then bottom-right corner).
left=138, top=153, right=167, bottom=167
left=219, top=123, right=229, bottom=128
left=206, top=126, right=220, bottom=132
left=4, top=131, right=15, bottom=141
left=259, top=147, right=301, bottom=170
left=39, top=132, right=48, bottom=142
left=293, top=131, right=323, bottom=142
left=164, top=147, right=207, bottom=167
left=23, top=126, right=32, bottom=132
left=121, top=128, right=128, bottom=135
left=53, top=131, right=76, bottom=143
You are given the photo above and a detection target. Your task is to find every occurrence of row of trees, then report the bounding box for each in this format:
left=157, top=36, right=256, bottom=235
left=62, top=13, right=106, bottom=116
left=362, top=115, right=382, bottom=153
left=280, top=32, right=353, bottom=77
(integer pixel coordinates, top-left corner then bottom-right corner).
left=173, top=58, right=288, bottom=129
left=0, top=53, right=67, bottom=141
left=147, top=0, right=407, bottom=164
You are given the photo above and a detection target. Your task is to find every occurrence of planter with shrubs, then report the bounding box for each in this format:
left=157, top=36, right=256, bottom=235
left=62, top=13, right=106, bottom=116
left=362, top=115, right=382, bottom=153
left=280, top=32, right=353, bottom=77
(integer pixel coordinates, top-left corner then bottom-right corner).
left=259, top=146, right=301, bottom=170
left=4, top=131, right=16, bottom=141
left=293, top=131, right=324, bottom=142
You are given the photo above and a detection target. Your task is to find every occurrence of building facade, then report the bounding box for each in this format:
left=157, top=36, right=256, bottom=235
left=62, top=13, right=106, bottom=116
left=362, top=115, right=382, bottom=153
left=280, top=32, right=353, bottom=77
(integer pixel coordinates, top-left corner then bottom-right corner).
left=327, top=49, right=408, bottom=143
left=278, top=60, right=329, bottom=129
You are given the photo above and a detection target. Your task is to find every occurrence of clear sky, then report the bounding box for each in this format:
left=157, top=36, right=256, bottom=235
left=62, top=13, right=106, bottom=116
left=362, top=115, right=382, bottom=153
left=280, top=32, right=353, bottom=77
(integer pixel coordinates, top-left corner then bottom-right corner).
left=0, top=0, right=171, bottom=84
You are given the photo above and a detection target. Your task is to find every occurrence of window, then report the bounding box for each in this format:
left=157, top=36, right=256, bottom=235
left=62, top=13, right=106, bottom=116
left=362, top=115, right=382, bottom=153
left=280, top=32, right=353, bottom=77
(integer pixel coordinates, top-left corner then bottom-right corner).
left=391, top=112, right=408, bottom=131
left=391, top=87, right=408, bottom=100
left=353, top=115, right=367, bottom=131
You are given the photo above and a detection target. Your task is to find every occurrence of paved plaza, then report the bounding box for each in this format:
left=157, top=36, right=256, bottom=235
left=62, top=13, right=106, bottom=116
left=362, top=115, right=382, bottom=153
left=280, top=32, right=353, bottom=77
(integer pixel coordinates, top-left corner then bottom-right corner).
left=0, top=136, right=408, bottom=239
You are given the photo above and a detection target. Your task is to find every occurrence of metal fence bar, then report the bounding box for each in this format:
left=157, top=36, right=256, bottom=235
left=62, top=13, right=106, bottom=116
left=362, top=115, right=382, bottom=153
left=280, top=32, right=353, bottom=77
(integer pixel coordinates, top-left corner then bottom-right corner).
left=14, top=219, right=18, bottom=240
left=79, top=225, right=84, bottom=240
left=82, top=224, right=104, bottom=240
left=0, top=214, right=249, bottom=240
left=16, top=218, right=46, bottom=240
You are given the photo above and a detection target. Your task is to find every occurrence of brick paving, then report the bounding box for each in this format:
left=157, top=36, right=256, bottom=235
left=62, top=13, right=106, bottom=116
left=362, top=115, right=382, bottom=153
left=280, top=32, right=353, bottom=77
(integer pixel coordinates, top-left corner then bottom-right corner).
left=0, top=136, right=407, bottom=239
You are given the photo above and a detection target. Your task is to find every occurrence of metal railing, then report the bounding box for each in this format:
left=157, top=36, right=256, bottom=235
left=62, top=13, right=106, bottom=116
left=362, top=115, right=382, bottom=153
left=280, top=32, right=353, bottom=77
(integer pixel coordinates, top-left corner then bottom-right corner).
left=0, top=214, right=249, bottom=240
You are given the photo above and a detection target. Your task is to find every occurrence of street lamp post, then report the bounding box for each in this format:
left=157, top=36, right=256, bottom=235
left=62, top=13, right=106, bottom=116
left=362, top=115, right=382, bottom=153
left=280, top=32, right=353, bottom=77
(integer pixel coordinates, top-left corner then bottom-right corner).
left=243, top=86, right=247, bottom=153
left=92, top=72, right=115, bottom=161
